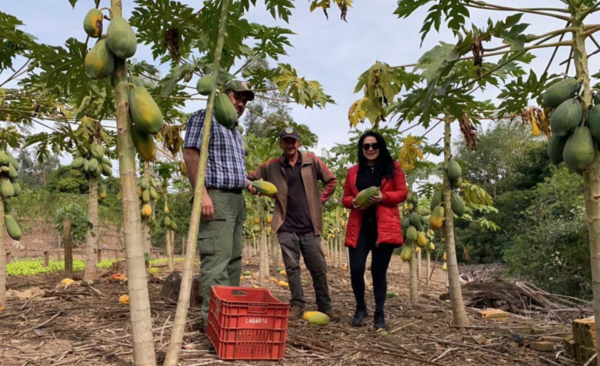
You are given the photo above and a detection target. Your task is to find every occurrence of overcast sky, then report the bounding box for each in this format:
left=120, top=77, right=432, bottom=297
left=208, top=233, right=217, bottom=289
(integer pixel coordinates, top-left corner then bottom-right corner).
left=3, top=0, right=599, bottom=166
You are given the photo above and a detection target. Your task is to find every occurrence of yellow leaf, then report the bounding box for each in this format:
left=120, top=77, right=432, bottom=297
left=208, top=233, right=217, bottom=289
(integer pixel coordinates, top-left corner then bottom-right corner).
left=348, top=97, right=367, bottom=127
left=399, top=134, right=424, bottom=171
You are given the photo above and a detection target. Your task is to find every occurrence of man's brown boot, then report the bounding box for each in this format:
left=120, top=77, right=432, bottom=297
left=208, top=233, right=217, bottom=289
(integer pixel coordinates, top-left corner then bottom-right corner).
left=323, top=308, right=341, bottom=322
left=289, top=305, right=304, bottom=319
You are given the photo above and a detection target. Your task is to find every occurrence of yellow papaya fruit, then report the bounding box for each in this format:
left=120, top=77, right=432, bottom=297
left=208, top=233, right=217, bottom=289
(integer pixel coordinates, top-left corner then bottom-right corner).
left=106, top=16, right=137, bottom=59
left=99, top=184, right=107, bottom=199
left=130, top=86, right=163, bottom=134
left=416, top=231, right=427, bottom=248
left=138, top=186, right=143, bottom=198
left=196, top=74, right=215, bottom=96
left=252, top=180, right=278, bottom=197
left=442, top=262, right=447, bottom=271
left=131, top=122, right=156, bottom=162
left=85, top=36, right=115, bottom=80
left=165, top=217, right=171, bottom=227
left=83, top=8, right=103, bottom=38
left=253, top=215, right=260, bottom=224
left=5, top=215, right=21, bottom=241
left=252, top=224, right=260, bottom=232
left=164, top=206, right=169, bottom=214
left=302, top=311, right=324, bottom=321
left=429, top=242, right=435, bottom=252
left=429, top=206, right=444, bottom=231
left=141, top=204, right=152, bottom=217
left=214, top=93, right=238, bottom=129
left=400, top=245, right=412, bottom=262
left=170, top=221, right=177, bottom=231
left=266, top=214, right=273, bottom=224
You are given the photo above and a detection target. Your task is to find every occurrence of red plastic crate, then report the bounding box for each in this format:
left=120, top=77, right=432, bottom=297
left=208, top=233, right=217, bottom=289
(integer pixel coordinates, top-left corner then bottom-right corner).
left=207, top=286, right=290, bottom=360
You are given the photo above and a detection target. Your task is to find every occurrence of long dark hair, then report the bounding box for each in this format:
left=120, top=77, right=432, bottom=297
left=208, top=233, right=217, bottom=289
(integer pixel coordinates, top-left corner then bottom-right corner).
left=357, top=130, right=396, bottom=180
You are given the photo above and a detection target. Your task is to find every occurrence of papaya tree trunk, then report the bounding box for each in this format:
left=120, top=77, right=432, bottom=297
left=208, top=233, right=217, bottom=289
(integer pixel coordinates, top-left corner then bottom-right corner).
left=63, top=216, right=73, bottom=275
left=111, top=2, right=157, bottom=364
left=84, top=177, right=99, bottom=281
left=442, top=117, right=469, bottom=326
left=0, top=199, right=5, bottom=306
left=143, top=162, right=151, bottom=258
left=426, top=250, right=431, bottom=286
left=573, top=15, right=600, bottom=365
left=417, top=248, right=422, bottom=279
left=164, top=1, right=230, bottom=364
left=166, top=229, right=174, bottom=272
left=409, top=242, right=418, bottom=305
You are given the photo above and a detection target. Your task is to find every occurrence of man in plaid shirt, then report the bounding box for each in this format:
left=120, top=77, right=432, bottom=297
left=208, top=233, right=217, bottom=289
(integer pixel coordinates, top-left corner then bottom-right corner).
left=183, top=80, right=258, bottom=328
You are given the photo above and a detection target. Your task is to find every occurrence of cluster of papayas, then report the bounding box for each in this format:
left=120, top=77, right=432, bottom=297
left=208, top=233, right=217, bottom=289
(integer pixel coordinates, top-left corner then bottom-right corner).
left=0, top=150, right=22, bottom=241
left=161, top=204, right=178, bottom=231
left=71, top=143, right=113, bottom=179
left=82, top=10, right=162, bottom=162
left=83, top=9, right=137, bottom=80
left=138, top=174, right=158, bottom=220
left=544, top=77, right=599, bottom=172
left=401, top=191, right=433, bottom=261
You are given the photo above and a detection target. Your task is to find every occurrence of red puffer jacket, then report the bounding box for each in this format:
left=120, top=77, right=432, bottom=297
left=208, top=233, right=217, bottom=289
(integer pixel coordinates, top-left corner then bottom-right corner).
left=342, top=161, right=408, bottom=248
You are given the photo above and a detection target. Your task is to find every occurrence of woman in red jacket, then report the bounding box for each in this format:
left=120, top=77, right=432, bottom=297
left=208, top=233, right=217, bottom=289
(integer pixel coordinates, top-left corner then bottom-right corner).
left=342, top=131, right=407, bottom=330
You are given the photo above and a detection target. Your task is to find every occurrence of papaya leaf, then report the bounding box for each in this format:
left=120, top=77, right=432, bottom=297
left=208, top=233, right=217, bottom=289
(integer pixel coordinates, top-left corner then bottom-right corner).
left=347, top=97, right=368, bottom=127
left=272, top=63, right=334, bottom=108
left=400, top=134, right=424, bottom=171
left=67, top=0, right=78, bottom=8
left=265, top=0, right=294, bottom=22
left=159, top=63, right=197, bottom=96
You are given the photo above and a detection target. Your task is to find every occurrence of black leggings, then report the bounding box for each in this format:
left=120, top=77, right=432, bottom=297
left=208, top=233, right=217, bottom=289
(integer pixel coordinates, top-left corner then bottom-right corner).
left=348, top=227, right=395, bottom=313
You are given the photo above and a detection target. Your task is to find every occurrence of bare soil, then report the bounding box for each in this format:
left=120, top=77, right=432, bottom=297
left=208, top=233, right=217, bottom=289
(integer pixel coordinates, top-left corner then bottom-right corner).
left=0, top=256, right=581, bottom=366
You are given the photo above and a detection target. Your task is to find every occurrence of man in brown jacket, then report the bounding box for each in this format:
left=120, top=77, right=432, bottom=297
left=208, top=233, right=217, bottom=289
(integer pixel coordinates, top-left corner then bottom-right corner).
left=247, top=127, right=340, bottom=321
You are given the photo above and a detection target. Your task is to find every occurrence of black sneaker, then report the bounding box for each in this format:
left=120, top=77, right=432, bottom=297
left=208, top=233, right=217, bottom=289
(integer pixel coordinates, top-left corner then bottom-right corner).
left=351, top=309, right=368, bottom=327
left=374, top=311, right=386, bottom=331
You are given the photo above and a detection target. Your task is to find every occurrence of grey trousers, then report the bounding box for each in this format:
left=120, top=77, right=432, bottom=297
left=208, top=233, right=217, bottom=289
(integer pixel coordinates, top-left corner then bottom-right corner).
left=277, top=231, right=332, bottom=311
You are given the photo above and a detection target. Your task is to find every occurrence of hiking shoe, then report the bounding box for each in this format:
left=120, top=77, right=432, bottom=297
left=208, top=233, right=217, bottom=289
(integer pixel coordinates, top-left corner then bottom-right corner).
left=351, top=309, right=368, bottom=327
left=374, top=311, right=386, bottom=331
left=322, top=308, right=341, bottom=323
left=289, top=305, right=304, bottom=319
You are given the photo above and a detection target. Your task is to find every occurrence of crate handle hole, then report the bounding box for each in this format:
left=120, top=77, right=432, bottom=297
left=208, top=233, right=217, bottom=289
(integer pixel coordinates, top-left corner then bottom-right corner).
left=231, top=290, right=248, bottom=296
left=248, top=306, right=268, bottom=314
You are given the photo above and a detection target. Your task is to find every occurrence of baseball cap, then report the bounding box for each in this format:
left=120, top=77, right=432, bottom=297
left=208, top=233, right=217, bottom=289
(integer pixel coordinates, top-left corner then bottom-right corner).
left=224, top=80, right=255, bottom=101
left=279, top=126, right=300, bottom=140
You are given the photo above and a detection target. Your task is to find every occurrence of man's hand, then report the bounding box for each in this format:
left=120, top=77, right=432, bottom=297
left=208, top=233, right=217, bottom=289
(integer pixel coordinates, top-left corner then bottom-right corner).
left=202, top=190, right=214, bottom=220
left=368, top=190, right=383, bottom=204
left=246, top=179, right=258, bottom=195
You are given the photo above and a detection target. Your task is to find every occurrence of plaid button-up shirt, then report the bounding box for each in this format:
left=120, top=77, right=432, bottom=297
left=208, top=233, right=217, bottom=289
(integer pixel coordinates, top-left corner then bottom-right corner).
left=183, top=109, right=247, bottom=189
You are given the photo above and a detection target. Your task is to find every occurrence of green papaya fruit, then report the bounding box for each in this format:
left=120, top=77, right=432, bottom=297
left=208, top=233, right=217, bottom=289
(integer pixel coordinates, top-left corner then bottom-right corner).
left=410, top=212, right=422, bottom=229
left=407, top=192, right=414, bottom=204
left=401, top=216, right=410, bottom=230
left=550, top=98, right=582, bottom=136
left=130, top=86, right=163, bottom=134
left=451, top=192, right=466, bottom=217
left=1, top=179, right=14, bottom=198
left=83, top=159, right=90, bottom=174
left=131, top=120, right=157, bottom=162
left=92, top=167, right=102, bottom=178
left=149, top=177, right=157, bottom=188
left=430, top=191, right=442, bottom=211
left=406, top=225, right=418, bottom=242
left=142, top=189, right=150, bottom=203
left=542, top=77, right=580, bottom=108
left=0, top=151, right=8, bottom=166
left=106, top=16, right=137, bottom=59
left=588, top=105, right=600, bottom=141
left=563, top=126, right=595, bottom=171
left=7, top=164, right=17, bottom=179
left=547, top=134, right=568, bottom=166
left=84, top=36, right=115, bottom=80
left=448, top=160, right=462, bottom=181
left=101, top=157, right=112, bottom=167
left=139, top=177, right=149, bottom=190
left=5, top=215, right=22, bottom=241
left=170, top=221, right=177, bottom=231
left=196, top=74, right=215, bottom=96
left=149, top=187, right=158, bottom=200
left=214, top=93, right=238, bottom=129
left=101, top=163, right=113, bottom=177
left=89, top=158, right=99, bottom=172
left=165, top=216, right=171, bottom=227
left=91, top=143, right=104, bottom=159
left=83, top=8, right=103, bottom=38
left=130, top=75, right=145, bottom=88
left=71, top=157, right=85, bottom=169
left=12, top=182, right=21, bottom=197
left=6, top=152, right=19, bottom=171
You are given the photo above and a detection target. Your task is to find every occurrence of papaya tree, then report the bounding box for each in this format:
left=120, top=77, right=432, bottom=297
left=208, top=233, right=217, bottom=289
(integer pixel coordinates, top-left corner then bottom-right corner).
left=389, top=0, right=600, bottom=352
left=153, top=161, right=179, bottom=272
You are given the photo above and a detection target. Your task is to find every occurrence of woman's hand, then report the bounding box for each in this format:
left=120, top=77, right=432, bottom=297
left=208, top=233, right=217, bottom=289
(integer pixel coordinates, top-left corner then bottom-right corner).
left=352, top=199, right=363, bottom=210
left=368, top=190, right=383, bottom=204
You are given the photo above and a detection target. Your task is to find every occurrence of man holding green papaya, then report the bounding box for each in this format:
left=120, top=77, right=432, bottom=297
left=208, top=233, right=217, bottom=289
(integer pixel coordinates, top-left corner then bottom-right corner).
left=248, top=127, right=340, bottom=322
left=183, top=80, right=257, bottom=329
